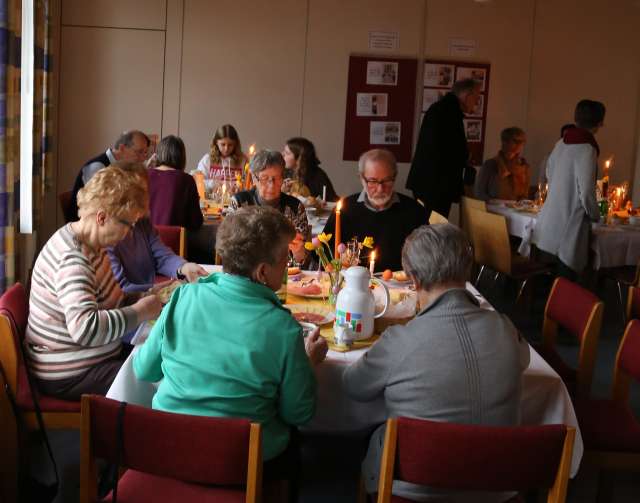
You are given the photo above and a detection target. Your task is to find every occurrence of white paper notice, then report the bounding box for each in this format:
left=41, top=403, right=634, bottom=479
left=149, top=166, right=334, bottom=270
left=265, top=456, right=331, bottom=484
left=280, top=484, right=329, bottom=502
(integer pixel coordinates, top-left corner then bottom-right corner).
left=422, top=89, right=446, bottom=112
left=357, top=93, right=388, bottom=117
left=370, top=121, right=401, bottom=145
left=369, top=31, right=399, bottom=51
left=449, top=38, right=477, bottom=57
left=366, top=61, right=398, bottom=86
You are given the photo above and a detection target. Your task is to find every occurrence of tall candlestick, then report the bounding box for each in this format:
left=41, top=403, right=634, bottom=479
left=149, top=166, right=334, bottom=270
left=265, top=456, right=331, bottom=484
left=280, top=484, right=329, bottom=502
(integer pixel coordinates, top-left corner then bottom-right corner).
left=334, top=199, right=342, bottom=258
left=369, top=250, right=376, bottom=276
left=322, top=185, right=327, bottom=202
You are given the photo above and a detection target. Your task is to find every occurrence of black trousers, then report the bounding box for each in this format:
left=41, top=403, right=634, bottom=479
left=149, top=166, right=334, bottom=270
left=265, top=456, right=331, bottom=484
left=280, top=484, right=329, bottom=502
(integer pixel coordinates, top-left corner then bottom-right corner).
left=413, top=191, right=453, bottom=221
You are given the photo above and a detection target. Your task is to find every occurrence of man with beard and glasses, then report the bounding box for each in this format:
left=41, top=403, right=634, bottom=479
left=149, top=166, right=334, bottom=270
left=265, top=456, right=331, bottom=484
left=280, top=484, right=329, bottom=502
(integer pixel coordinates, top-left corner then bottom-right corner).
left=322, top=149, right=427, bottom=272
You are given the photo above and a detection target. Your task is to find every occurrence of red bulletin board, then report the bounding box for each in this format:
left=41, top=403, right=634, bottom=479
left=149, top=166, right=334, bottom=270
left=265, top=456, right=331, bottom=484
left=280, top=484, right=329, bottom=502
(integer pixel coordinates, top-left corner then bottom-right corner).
left=343, top=55, right=418, bottom=162
left=422, top=59, right=491, bottom=166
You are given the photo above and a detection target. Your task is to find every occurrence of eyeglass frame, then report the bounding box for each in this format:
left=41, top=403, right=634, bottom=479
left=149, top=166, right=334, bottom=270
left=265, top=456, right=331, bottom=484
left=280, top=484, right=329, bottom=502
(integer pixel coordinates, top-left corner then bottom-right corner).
left=361, top=175, right=396, bottom=189
left=254, top=174, right=284, bottom=186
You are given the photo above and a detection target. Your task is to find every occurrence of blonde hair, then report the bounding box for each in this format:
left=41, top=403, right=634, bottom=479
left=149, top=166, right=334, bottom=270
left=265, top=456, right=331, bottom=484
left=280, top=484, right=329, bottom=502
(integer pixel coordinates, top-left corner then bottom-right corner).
left=77, top=165, right=148, bottom=219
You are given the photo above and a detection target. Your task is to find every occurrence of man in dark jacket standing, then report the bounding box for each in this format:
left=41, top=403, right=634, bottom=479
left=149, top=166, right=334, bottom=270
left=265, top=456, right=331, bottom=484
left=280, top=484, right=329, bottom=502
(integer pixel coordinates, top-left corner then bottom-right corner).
left=406, top=78, right=482, bottom=219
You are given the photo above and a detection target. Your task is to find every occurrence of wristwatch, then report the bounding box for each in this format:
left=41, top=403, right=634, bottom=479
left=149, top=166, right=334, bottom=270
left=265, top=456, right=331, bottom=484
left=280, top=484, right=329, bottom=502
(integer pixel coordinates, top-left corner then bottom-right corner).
left=176, top=266, right=186, bottom=280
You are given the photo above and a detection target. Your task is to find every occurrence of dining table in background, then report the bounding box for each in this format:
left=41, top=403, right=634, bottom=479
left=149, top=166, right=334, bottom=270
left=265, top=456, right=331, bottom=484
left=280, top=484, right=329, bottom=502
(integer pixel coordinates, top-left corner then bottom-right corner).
left=487, top=200, right=640, bottom=269
left=106, top=265, right=584, bottom=477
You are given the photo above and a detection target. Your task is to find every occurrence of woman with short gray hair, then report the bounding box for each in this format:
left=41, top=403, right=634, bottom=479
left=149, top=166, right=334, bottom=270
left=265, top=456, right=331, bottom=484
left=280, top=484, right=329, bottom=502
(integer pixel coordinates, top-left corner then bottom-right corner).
left=135, top=206, right=327, bottom=484
left=230, top=149, right=311, bottom=264
left=474, top=126, right=530, bottom=201
left=343, top=223, right=530, bottom=502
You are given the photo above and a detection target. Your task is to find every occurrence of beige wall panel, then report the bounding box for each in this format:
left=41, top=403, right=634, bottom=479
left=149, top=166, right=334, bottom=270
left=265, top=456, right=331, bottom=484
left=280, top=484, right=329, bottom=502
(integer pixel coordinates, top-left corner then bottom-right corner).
left=162, top=0, right=184, bottom=136
left=424, top=0, right=535, bottom=172
left=57, top=27, right=165, bottom=193
left=302, top=0, right=424, bottom=197
left=61, top=0, right=166, bottom=30
left=528, top=0, right=640, bottom=187
left=179, top=0, right=307, bottom=170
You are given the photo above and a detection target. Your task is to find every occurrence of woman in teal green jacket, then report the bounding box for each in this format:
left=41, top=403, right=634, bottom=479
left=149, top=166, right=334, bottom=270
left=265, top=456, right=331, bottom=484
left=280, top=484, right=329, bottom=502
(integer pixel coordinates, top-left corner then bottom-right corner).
left=134, top=206, right=328, bottom=464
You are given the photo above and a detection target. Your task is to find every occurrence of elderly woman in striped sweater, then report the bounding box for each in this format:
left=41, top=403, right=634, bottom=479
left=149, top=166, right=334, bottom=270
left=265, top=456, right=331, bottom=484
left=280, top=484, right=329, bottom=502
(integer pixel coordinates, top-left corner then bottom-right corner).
left=25, top=166, right=163, bottom=400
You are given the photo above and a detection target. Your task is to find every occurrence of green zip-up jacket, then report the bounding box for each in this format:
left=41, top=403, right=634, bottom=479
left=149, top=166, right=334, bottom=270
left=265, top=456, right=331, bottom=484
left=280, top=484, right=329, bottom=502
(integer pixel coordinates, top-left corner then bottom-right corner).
left=134, top=272, right=316, bottom=460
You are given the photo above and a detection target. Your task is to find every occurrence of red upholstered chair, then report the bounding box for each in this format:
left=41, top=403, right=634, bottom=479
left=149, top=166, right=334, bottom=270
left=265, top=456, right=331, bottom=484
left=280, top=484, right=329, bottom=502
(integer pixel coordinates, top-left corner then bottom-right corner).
left=376, top=417, right=575, bottom=503
left=574, top=319, right=640, bottom=499
left=626, top=285, right=640, bottom=321
left=0, top=283, right=81, bottom=501
left=80, top=395, right=262, bottom=503
left=156, top=225, right=186, bottom=258
left=534, top=277, right=603, bottom=398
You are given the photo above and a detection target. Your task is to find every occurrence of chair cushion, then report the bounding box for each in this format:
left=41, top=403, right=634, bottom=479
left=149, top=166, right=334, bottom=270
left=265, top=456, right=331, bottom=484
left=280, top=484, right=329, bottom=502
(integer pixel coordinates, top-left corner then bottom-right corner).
left=102, top=470, right=246, bottom=503
left=574, top=399, right=640, bottom=452
left=510, top=256, right=552, bottom=280
left=15, top=362, right=80, bottom=413
left=531, top=343, right=577, bottom=395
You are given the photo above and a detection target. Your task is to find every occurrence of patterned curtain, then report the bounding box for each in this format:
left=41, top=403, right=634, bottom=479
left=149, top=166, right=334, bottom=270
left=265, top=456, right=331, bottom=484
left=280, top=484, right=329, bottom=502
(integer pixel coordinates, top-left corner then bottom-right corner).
left=0, top=0, right=21, bottom=292
left=0, top=0, right=51, bottom=293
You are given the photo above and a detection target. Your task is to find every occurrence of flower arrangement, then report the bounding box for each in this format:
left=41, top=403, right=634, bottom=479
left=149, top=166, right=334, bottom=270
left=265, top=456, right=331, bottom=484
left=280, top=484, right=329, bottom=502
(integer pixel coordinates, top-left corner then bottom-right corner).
left=305, top=233, right=374, bottom=304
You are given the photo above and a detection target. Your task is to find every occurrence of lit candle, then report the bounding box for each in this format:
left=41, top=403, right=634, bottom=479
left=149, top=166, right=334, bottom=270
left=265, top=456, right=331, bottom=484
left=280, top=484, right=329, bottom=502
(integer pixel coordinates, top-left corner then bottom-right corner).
left=249, top=144, right=256, bottom=158
left=369, top=250, right=376, bottom=276
left=334, top=199, right=342, bottom=258
left=322, top=185, right=327, bottom=202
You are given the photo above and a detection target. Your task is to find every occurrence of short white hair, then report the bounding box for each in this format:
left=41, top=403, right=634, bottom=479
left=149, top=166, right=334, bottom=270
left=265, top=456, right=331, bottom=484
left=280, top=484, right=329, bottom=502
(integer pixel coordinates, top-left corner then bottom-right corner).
left=402, top=224, right=473, bottom=290
left=357, top=149, right=398, bottom=178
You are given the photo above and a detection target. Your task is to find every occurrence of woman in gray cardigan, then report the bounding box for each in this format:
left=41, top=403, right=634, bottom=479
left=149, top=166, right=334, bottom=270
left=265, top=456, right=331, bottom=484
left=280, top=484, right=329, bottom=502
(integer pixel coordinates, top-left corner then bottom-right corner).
left=343, top=224, right=530, bottom=502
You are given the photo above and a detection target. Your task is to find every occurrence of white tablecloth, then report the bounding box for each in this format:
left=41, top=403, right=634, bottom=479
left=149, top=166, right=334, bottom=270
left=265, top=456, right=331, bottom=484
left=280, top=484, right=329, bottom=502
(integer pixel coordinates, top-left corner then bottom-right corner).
left=487, top=201, right=640, bottom=269
left=107, top=282, right=583, bottom=476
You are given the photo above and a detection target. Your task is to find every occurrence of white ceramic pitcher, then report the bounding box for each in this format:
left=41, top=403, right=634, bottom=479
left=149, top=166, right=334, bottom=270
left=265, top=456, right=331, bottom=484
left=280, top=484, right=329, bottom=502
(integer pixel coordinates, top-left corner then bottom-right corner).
left=334, top=266, right=390, bottom=340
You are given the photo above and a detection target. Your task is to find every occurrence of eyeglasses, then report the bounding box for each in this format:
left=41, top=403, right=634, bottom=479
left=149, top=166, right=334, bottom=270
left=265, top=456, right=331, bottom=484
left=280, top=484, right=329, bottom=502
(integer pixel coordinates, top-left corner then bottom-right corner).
left=256, top=175, right=283, bottom=186
left=116, top=217, right=136, bottom=230
left=363, top=176, right=395, bottom=189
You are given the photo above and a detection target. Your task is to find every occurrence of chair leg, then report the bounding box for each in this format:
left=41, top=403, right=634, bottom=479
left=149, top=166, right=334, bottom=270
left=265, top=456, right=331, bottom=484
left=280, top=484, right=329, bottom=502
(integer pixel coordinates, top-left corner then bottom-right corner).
left=475, top=265, right=486, bottom=286
left=492, top=272, right=500, bottom=288
left=515, top=279, right=529, bottom=305
left=616, top=280, right=626, bottom=325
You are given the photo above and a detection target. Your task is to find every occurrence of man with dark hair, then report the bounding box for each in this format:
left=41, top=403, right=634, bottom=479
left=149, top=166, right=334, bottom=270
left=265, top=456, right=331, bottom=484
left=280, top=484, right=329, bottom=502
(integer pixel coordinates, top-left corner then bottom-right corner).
left=407, top=78, right=482, bottom=219
left=532, top=99, right=605, bottom=277
left=66, top=130, right=150, bottom=222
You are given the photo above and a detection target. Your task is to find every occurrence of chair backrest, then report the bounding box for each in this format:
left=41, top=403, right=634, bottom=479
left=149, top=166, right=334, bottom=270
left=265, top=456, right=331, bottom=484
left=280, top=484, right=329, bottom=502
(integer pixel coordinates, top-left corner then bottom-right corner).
left=81, top=395, right=262, bottom=502
left=626, top=285, right=640, bottom=321
left=612, top=319, right=640, bottom=403
left=155, top=225, right=186, bottom=257
left=460, top=196, right=486, bottom=234
left=58, top=191, right=74, bottom=223
left=377, top=417, right=575, bottom=503
left=467, top=208, right=512, bottom=274
left=428, top=211, right=448, bottom=225
left=0, top=283, right=28, bottom=394
left=542, top=277, right=603, bottom=397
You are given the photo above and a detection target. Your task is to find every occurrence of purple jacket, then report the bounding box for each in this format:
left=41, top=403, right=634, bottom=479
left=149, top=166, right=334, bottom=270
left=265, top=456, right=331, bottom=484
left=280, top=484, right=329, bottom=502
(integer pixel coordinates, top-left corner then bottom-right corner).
left=107, top=218, right=185, bottom=293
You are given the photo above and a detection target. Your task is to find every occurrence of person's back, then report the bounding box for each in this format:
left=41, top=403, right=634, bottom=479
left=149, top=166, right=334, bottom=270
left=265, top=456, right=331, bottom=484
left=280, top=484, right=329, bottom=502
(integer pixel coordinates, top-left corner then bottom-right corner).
left=133, top=272, right=316, bottom=460
left=148, top=168, right=203, bottom=230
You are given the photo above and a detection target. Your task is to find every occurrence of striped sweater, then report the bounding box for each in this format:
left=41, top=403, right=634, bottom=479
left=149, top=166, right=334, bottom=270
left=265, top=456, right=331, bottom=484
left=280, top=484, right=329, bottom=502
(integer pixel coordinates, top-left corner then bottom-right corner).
left=25, top=224, right=138, bottom=380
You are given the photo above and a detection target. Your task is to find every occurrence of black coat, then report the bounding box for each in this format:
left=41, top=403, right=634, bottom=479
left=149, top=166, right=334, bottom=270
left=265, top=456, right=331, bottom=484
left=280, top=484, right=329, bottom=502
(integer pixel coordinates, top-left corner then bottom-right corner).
left=406, top=93, right=468, bottom=205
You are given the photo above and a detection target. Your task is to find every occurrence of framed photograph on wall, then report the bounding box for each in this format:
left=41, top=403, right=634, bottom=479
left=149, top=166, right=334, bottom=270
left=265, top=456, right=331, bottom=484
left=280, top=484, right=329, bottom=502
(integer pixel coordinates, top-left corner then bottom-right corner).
left=366, top=61, right=399, bottom=86
left=456, top=66, right=487, bottom=91
left=423, top=63, right=455, bottom=88
left=466, top=94, right=484, bottom=118
left=464, top=119, right=482, bottom=142
left=422, top=88, right=447, bottom=112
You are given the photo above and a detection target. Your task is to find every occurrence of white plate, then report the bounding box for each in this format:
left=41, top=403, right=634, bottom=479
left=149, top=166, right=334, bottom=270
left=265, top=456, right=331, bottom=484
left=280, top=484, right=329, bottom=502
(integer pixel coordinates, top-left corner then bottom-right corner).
left=288, top=304, right=335, bottom=325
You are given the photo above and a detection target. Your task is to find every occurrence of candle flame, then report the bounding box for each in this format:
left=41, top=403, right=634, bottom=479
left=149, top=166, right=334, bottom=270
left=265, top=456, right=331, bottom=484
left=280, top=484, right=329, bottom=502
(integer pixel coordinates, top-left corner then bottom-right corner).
left=222, top=184, right=227, bottom=195
left=605, top=160, right=610, bottom=169
left=249, top=144, right=256, bottom=156
left=337, top=199, right=342, bottom=212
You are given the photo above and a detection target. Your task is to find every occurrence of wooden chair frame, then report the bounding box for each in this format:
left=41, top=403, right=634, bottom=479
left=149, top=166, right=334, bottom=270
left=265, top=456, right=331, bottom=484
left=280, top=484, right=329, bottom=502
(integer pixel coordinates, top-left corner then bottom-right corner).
left=80, top=396, right=262, bottom=503
left=156, top=225, right=186, bottom=258
left=428, top=211, right=448, bottom=225
left=541, top=278, right=604, bottom=398
left=376, top=418, right=576, bottom=503
left=625, top=285, right=640, bottom=323
left=460, top=196, right=486, bottom=238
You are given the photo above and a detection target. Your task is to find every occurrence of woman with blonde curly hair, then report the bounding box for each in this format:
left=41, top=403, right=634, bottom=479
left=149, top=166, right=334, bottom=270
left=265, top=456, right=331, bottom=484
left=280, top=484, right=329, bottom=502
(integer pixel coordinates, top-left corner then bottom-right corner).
left=25, top=166, right=163, bottom=399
